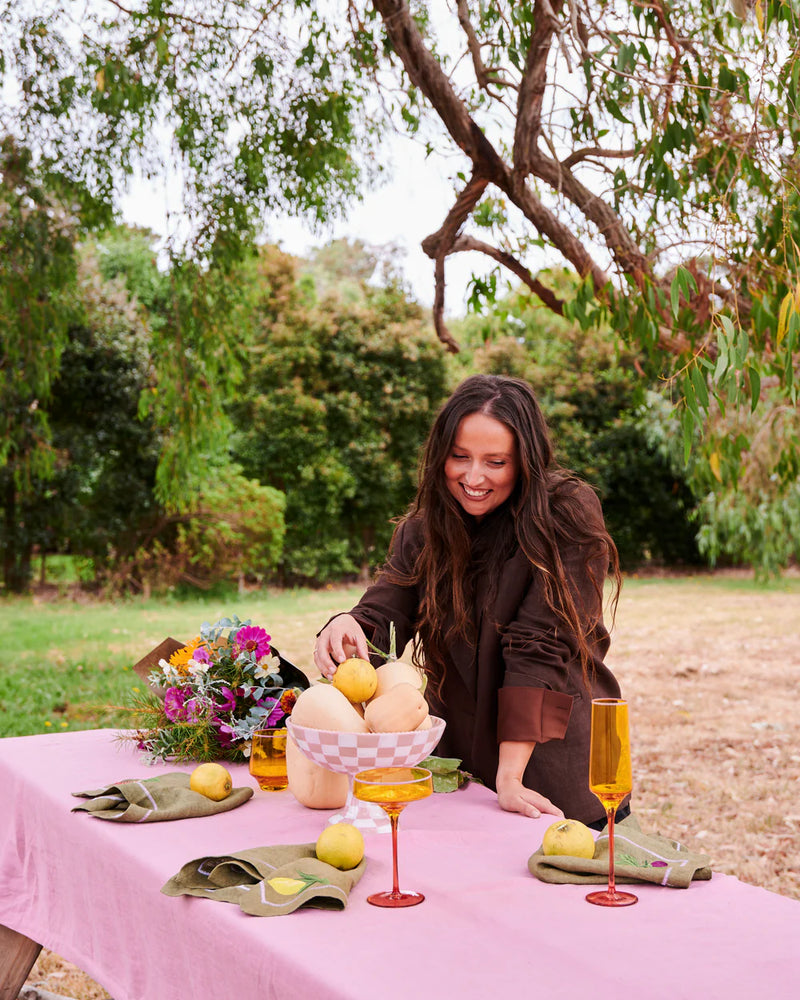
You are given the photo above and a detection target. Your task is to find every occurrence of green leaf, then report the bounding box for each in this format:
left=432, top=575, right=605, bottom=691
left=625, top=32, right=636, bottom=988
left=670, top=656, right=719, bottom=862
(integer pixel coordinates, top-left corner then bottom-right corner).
left=604, top=98, right=632, bottom=125
left=419, top=755, right=463, bottom=774
left=681, top=406, right=695, bottom=465
left=690, top=363, right=709, bottom=411
left=748, top=365, right=761, bottom=411
left=432, top=772, right=464, bottom=793
left=417, top=754, right=476, bottom=792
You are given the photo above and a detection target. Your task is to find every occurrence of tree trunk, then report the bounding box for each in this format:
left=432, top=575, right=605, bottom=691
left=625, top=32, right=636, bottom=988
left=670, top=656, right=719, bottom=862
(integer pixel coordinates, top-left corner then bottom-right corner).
left=0, top=478, right=32, bottom=594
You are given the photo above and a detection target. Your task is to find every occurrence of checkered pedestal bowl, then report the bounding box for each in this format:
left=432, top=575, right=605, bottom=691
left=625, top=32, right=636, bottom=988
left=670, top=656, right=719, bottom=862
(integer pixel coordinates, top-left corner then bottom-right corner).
left=286, top=716, right=446, bottom=833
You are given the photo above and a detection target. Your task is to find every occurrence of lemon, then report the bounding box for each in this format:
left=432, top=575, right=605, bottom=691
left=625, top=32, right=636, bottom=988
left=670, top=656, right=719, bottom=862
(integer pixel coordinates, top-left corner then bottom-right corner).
left=189, top=762, right=233, bottom=801
left=315, top=822, right=365, bottom=871
left=331, top=657, right=378, bottom=703
left=541, top=818, right=595, bottom=859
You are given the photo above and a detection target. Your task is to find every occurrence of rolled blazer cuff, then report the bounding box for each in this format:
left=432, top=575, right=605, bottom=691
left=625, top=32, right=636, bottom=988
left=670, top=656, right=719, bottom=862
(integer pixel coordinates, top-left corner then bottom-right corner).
left=497, top=686, right=574, bottom=744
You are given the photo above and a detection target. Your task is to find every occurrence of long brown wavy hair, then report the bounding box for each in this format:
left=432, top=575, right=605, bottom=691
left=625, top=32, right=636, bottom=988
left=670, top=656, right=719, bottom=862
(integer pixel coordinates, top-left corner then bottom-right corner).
left=385, top=374, right=621, bottom=694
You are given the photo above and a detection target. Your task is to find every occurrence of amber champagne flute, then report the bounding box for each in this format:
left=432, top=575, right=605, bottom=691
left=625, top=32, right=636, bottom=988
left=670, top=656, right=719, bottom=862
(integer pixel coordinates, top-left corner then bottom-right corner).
left=586, top=698, right=638, bottom=907
left=353, top=766, right=433, bottom=907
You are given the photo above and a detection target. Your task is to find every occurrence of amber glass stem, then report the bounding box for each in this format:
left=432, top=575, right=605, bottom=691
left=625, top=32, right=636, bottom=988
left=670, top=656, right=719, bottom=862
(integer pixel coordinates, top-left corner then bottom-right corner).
left=387, top=809, right=403, bottom=895
left=606, top=806, right=617, bottom=895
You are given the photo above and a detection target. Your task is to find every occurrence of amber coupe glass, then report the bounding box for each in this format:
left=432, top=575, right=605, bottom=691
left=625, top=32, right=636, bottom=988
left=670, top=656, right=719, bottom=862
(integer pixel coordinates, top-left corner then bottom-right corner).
left=353, top=766, right=433, bottom=907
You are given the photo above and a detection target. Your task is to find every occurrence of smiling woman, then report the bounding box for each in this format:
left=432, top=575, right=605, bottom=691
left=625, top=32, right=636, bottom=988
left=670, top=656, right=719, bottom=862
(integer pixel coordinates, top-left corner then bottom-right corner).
left=314, top=373, right=625, bottom=829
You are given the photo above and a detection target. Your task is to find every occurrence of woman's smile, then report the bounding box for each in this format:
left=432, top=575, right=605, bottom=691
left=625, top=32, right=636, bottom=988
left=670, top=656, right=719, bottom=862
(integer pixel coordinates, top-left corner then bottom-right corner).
left=444, top=412, right=519, bottom=519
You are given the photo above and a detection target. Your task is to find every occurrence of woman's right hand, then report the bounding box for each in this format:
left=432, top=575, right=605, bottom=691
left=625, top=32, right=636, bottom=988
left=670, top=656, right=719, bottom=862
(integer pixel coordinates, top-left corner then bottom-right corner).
left=313, top=614, right=371, bottom=680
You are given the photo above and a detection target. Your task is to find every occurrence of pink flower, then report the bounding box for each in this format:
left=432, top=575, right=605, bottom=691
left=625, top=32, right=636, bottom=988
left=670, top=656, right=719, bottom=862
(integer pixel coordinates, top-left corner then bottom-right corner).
left=163, top=687, right=188, bottom=721
left=254, top=695, right=284, bottom=727
left=212, top=719, right=237, bottom=749
left=215, top=686, right=237, bottom=713
left=183, top=698, right=206, bottom=723
left=234, top=625, right=271, bottom=659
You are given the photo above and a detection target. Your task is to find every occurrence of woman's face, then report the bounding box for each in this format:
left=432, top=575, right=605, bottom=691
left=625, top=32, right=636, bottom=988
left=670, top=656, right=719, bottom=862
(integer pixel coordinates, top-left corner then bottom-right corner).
left=444, top=412, right=519, bottom=520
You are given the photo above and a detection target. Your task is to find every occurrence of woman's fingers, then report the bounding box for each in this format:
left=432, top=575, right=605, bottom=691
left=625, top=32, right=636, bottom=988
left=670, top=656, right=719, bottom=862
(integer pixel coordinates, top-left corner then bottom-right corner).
left=313, top=615, right=370, bottom=678
left=497, top=778, right=565, bottom=820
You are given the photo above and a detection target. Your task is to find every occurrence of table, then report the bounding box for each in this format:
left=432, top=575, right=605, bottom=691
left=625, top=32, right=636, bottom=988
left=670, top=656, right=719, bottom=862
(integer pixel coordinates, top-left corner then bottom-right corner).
left=1, top=730, right=799, bottom=1000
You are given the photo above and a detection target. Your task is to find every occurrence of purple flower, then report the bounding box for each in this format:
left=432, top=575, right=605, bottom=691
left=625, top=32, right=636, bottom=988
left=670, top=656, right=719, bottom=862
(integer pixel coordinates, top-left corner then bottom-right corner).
left=183, top=698, right=206, bottom=723
left=163, top=687, right=188, bottom=721
left=212, top=719, right=237, bottom=749
left=651, top=861, right=669, bottom=868
left=215, top=686, right=237, bottom=713
left=257, top=696, right=285, bottom=727
left=192, top=647, right=211, bottom=665
left=234, top=625, right=271, bottom=659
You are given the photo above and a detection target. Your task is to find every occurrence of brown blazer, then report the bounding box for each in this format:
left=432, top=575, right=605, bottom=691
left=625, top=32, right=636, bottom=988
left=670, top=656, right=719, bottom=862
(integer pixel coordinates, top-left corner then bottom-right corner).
left=348, top=484, right=622, bottom=825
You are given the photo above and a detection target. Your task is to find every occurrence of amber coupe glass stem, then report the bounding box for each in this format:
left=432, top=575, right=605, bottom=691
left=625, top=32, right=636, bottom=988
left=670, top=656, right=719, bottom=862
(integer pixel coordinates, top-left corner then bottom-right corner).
left=389, top=810, right=402, bottom=896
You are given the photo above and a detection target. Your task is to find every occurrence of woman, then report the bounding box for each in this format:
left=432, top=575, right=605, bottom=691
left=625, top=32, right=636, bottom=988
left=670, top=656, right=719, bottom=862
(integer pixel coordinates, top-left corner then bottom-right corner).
left=314, top=374, right=624, bottom=828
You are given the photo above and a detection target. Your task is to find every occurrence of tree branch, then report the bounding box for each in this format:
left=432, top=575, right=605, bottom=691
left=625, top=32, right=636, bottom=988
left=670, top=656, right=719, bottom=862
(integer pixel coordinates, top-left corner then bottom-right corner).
left=455, top=0, right=517, bottom=94
left=421, top=170, right=490, bottom=352
left=448, top=234, right=565, bottom=315
left=561, top=146, right=638, bottom=169
left=372, top=1, right=607, bottom=287
left=513, top=0, right=564, bottom=175
left=526, top=151, right=650, bottom=282
left=372, top=0, right=503, bottom=170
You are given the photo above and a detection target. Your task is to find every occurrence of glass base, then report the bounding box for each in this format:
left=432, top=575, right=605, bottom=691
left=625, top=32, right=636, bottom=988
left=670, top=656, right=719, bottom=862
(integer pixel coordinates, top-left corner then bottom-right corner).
left=367, top=890, right=425, bottom=908
left=586, top=888, right=638, bottom=907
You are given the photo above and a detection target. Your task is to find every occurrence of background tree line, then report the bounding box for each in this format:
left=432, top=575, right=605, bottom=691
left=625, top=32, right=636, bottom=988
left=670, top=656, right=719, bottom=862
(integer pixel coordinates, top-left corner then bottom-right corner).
left=2, top=197, right=705, bottom=596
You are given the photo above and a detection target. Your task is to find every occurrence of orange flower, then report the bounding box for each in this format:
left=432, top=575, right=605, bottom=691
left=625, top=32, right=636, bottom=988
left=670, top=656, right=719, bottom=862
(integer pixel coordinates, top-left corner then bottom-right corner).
left=168, top=637, right=204, bottom=678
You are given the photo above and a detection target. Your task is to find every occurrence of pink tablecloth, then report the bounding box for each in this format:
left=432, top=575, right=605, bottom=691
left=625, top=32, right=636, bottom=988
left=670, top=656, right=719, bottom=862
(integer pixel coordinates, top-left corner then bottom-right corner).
left=1, top=730, right=799, bottom=1000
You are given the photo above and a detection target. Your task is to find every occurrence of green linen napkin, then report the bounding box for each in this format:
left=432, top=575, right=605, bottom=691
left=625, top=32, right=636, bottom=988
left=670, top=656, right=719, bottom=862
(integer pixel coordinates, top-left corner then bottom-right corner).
left=161, top=843, right=366, bottom=916
left=71, top=772, right=253, bottom=822
left=528, top=814, right=712, bottom=889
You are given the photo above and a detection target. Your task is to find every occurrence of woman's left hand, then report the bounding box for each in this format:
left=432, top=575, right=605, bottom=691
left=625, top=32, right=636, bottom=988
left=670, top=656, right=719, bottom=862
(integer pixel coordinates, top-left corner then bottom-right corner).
left=496, top=776, right=564, bottom=820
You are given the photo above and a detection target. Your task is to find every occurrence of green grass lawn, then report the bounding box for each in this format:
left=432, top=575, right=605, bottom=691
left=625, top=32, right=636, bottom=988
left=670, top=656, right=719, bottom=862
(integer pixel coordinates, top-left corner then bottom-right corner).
left=0, top=586, right=366, bottom=738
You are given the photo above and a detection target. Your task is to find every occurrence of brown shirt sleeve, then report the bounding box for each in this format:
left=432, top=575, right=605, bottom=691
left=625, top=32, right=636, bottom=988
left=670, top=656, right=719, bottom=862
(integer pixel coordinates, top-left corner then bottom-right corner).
left=497, top=686, right=573, bottom=743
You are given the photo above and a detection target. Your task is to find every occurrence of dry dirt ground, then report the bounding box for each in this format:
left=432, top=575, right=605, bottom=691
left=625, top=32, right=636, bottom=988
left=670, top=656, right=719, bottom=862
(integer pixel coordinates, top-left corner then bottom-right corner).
left=19, top=573, right=800, bottom=999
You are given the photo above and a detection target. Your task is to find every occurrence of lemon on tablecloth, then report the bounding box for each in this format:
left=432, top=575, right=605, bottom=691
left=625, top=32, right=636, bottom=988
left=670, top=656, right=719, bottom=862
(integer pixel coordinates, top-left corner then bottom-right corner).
left=190, top=763, right=232, bottom=801
left=315, top=822, right=365, bottom=870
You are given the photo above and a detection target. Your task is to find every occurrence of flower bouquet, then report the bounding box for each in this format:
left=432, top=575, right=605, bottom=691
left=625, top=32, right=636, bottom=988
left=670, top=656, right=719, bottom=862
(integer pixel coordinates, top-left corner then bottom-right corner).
left=125, top=615, right=310, bottom=764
